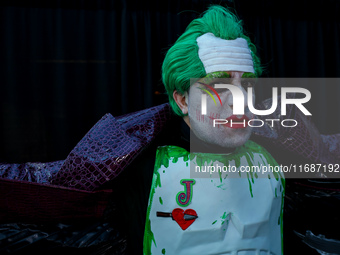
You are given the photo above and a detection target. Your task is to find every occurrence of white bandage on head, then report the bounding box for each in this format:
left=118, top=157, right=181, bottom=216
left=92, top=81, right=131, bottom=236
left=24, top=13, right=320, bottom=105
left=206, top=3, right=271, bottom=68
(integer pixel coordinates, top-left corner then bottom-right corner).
left=196, top=33, right=255, bottom=74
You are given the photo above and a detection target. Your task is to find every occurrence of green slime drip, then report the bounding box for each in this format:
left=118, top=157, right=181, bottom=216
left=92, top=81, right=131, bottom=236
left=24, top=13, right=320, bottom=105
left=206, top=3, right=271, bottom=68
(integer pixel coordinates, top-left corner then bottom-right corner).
left=143, top=146, right=189, bottom=254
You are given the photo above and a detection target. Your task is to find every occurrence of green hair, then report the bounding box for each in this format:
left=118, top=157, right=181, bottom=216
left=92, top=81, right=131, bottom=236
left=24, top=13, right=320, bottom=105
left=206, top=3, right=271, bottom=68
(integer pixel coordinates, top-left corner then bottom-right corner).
left=162, top=5, right=263, bottom=116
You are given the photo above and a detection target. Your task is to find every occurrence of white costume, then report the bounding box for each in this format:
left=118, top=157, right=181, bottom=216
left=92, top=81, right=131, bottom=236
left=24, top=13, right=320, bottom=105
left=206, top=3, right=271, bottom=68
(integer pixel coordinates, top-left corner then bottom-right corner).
left=144, top=141, right=284, bottom=255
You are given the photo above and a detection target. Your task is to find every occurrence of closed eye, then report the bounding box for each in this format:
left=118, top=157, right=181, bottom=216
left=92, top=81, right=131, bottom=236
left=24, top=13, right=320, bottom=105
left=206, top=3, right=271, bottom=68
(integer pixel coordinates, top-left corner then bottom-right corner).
left=241, top=79, right=256, bottom=89
left=214, top=88, right=228, bottom=94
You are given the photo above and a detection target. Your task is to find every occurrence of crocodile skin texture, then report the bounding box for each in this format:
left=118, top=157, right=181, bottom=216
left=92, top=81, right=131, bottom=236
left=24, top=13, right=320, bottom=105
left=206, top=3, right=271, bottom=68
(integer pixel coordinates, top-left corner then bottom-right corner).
left=252, top=96, right=340, bottom=165
left=50, top=103, right=172, bottom=191
left=0, top=104, right=171, bottom=222
left=321, top=134, right=340, bottom=156
left=0, top=160, right=64, bottom=184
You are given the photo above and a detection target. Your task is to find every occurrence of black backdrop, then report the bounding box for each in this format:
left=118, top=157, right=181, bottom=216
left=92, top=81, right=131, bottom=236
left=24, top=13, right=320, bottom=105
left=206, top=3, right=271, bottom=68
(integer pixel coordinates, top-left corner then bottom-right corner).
left=1, top=0, right=339, bottom=163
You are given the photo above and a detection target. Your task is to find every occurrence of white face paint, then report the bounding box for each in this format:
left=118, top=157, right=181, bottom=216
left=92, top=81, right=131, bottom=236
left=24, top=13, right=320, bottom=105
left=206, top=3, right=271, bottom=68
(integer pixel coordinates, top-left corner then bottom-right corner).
left=187, top=71, right=255, bottom=149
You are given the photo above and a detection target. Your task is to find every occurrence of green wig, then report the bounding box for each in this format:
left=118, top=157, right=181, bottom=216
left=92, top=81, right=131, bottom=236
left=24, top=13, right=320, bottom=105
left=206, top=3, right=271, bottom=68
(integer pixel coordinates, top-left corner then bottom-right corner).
left=162, top=5, right=263, bottom=117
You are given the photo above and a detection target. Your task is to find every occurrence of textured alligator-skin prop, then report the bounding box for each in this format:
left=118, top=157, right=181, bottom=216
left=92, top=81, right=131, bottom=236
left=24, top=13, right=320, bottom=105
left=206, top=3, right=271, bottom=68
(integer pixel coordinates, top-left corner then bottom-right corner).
left=0, top=103, right=172, bottom=222
left=252, top=96, right=340, bottom=166
left=51, top=103, right=172, bottom=190
left=0, top=101, right=339, bottom=222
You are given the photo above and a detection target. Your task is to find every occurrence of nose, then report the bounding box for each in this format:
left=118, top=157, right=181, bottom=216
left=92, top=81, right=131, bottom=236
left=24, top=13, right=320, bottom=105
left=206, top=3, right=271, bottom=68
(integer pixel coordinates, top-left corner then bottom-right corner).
left=229, top=71, right=243, bottom=79
left=225, top=72, right=248, bottom=110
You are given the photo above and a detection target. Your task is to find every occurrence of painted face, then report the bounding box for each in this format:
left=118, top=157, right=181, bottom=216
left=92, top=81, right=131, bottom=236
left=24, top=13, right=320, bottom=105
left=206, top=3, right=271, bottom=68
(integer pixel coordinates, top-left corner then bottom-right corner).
left=187, top=71, right=256, bottom=149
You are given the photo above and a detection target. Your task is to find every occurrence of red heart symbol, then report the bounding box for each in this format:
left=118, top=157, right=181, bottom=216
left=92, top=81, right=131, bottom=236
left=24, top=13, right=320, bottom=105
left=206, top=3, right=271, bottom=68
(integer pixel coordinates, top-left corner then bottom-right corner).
left=172, top=208, right=197, bottom=230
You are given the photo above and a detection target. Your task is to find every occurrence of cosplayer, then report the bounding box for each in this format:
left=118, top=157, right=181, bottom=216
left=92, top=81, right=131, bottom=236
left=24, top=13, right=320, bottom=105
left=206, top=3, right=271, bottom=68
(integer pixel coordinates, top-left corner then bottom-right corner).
left=143, top=6, right=284, bottom=255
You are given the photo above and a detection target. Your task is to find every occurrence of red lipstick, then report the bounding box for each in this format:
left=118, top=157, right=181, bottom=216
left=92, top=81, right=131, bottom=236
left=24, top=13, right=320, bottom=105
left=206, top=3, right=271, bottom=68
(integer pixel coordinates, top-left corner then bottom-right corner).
left=225, top=115, right=249, bottom=129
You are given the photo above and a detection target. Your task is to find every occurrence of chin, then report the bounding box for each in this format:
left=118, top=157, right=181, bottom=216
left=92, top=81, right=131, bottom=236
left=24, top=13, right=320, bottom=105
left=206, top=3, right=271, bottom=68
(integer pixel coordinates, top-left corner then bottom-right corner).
left=216, top=129, right=252, bottom=149
left=190, top=123, right=253, bottom=150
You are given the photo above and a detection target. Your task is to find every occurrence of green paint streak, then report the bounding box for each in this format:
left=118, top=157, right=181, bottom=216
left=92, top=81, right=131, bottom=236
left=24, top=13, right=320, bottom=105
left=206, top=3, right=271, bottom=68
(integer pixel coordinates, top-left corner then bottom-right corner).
left=154, top=146, right=189, bottom=170
left=154, top=146, right=170, bottom=170
left=220, top=212, right=229, bottom=225
left=143, top=218, right=156, bottom=255
left=162, top=248, right=166, bottom=254
left=216, top=183, right=225, bottom=189
left=280, top=178, right=286, bottom=255
left=247, top=172, right=254, bottom=198
left=234, top=155, right=242, bottom=169
left=143, top=173, right=159, bottom=254
left=143, top=146, right=190, bottom=254
left=190, top=141, right=284, bottom=198
left=212, top=220, right=217, bottom=225
left=155, top=171, right=161, bottom=188
left=202, top=71, right=231, bottom=82
left=235, top=150, right=257, bottom=198
left=241, top=72, right=257, bottom=78
left=159, top=197, right=163, bottom=205
left=192, top=141, right=262, bottom=172
left=171, top=156, right=179, bottom=164
left=275, top=188, right=277, bottom=198
left=280, top=177, right=286, bottom=194
left=218, top=166, right=223, bottom=183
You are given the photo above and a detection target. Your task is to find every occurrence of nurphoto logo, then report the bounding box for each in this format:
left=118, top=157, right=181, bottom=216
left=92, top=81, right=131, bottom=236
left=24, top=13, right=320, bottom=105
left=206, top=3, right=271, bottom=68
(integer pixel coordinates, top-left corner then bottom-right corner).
left=199, top=83, right=312, bottom=128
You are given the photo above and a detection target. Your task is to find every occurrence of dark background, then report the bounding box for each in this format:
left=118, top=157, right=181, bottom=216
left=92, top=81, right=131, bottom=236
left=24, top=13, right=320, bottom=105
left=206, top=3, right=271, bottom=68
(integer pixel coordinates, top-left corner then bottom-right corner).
left=1, top=0, right=339, bottom=163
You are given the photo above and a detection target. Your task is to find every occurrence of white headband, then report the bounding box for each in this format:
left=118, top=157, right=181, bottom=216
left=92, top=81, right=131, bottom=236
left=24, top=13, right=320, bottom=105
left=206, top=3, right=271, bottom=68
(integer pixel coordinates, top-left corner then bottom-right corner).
left=196, top=33, right=254, bottom=74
